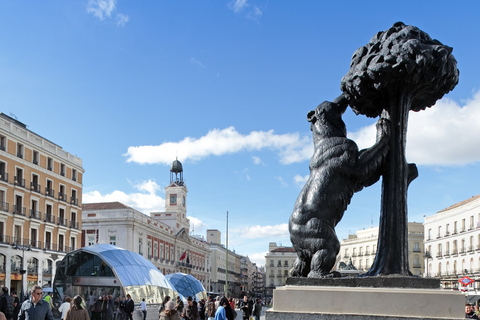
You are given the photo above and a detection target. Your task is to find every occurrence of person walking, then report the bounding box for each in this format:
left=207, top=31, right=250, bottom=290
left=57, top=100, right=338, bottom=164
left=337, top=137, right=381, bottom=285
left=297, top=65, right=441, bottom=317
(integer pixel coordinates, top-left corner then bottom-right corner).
left=182, top=296, right=199, bottom=320
left=64, top=295, right=89, bottom=320
left=140, top=298, right=147, bottom=320
left=0, top=287, right=14, bottom=320
left=206, top=296, right=215, bottom=320
left=160, top=300, right=181, bottom=320
left=198, top=299, right=205, bottom=320
left=124, top=294, right=135, bottom=320
left=238, top=296, right=249, bottom=320
left=17, top=285, right=54, bottom=320
left=252, top=299, right=261, bottom=320
left=58, top=296, right=72, bottom=320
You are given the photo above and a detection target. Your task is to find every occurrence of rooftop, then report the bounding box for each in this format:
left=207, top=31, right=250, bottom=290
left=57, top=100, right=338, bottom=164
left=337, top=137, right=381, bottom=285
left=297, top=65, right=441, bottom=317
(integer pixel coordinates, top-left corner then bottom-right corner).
left=83, top=202, right=132, bottom=211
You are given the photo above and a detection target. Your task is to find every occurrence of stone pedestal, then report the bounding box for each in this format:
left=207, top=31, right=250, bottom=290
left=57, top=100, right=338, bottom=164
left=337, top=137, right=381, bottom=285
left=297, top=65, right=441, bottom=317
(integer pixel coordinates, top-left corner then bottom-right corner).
left=266, top=280, right=465, bottom=320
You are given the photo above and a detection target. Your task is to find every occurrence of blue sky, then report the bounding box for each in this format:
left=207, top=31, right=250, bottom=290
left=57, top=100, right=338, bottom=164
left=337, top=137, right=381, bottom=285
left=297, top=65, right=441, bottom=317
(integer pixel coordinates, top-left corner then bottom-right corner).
left=2, top=1, right=480, bottom=266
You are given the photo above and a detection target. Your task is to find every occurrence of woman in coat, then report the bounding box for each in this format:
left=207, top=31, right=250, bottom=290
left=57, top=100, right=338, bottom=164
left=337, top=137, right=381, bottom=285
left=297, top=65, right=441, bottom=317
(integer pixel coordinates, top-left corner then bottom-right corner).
left=65, top=296, right=89, bottom=320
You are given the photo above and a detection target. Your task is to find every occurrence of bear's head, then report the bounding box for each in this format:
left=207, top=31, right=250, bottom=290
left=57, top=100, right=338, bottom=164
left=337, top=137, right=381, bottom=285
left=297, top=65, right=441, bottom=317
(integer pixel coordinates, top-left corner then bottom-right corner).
left=307, top=97, right=348, bottom=141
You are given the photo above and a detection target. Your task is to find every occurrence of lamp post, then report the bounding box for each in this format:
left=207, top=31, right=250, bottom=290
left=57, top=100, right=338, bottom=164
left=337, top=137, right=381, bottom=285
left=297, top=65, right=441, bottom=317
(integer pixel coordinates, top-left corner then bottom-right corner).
left=12, top=243, right=31, bottom=300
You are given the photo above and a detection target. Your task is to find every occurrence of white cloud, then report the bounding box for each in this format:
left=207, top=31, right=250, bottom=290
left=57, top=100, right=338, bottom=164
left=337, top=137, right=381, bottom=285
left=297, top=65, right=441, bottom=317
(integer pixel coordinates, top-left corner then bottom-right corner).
left=188, top=216, right=207, bottom=234
left=83, top=180, right=165, bottom=213
left=249, top=251, right=268, bottom=266
left=275, top=176, right=288, bottom=187
left=236, top=223, right=289, bottom=239
left=124, top=126, right=312, bottom=165
left=246, top=6, right=263, bottom=20
left=228, top=0, right=248, bottom=13
left=190, top=57, right=206, bottom=69
left=293, top=174, right=309, bottom=187
left=116, top=13, right=129, bottom=26
left=252, top=156, right=263, bottom=165
left=87, top=0, right=116, bottom=20
left=349, top=92, right=480, bottom=166
left=87, top=0, right=129, bottom=26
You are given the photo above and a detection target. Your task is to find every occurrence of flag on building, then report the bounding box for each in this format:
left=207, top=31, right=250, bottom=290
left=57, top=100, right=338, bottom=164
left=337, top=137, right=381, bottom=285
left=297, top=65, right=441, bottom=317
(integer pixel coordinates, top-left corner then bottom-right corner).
left=180, top=251, right=187, bottom=261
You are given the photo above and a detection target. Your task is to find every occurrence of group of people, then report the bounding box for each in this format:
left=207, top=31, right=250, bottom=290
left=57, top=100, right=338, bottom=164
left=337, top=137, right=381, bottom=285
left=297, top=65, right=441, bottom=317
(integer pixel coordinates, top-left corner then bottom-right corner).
left=158, top=294, right=262, bottom=320
left=87, top=293, right=135, bottom=320
left=0, top=287, right=20, bottom=320
left=466, top=303, right=480, bottom=319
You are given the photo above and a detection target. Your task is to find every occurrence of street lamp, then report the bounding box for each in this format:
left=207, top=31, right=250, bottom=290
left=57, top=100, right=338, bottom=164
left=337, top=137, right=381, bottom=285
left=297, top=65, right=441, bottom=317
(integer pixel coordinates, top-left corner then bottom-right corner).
left=12, top=243, right=31, bottom=300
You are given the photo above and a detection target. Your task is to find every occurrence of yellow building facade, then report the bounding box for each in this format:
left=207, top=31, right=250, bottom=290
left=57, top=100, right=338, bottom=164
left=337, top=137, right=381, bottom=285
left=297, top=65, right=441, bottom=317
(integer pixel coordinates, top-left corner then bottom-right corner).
left=0, top=113, right=84, bottom=296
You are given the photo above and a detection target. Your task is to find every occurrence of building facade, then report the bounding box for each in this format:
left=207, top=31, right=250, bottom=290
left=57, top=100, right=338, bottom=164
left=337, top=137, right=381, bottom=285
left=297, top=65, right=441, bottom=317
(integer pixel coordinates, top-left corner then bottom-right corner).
left=424, top=194, right=480, bottom=291
left=82, top=160, right=209, bottom=289
left=206, top=229, right=241, bottom=297
left=0, top=113, right=84, bottom=295
left=264, top=242, right=296, bottom=301
left=338, top=222, right=425, bottom=275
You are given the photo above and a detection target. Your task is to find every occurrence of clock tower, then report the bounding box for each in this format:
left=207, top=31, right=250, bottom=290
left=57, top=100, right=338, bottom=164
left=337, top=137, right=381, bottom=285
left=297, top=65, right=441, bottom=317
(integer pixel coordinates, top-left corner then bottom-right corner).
left=165, top=158, right=189, bottom=231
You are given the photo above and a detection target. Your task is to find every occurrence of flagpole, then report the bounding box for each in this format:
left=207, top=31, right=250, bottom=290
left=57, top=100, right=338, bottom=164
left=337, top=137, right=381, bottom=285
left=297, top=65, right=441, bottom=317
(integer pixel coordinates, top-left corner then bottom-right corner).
left=225, top=211, right=228, bottom=297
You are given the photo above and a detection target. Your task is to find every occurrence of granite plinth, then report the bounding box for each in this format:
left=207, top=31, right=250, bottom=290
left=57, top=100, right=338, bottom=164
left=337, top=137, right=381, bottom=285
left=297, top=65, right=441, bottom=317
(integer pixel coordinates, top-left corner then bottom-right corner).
left=286, top=275, right=440, bottom=288
left=266, top=284, right=465, bottom=320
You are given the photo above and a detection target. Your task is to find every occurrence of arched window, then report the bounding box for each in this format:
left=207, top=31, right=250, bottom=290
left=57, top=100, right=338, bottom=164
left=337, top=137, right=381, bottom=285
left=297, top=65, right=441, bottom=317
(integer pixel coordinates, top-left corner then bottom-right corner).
left=27, top=257, right=38, bottom=274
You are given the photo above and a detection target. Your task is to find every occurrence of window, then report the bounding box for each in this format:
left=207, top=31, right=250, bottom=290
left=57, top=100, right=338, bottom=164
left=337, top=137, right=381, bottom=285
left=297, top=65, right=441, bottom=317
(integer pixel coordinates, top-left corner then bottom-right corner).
left=59, top=185, right=66, bottom=201
left=14, top=195, right=24, bottom=215
left=438, top=226, right=442, bottom=238
left=154, top=242, right=158, bottom=259
left=109, top=236, right=116, bottom=246
left=71, top=237, right=76, bottom=251
left=14, top=168, right=24, bottom=188
left=59, top=208, right=66, bottom=226
left=428, top=229, right=432, bottom=239
left=139, top=238, right=143, bottom=255
left=31, top=174, right=40, bottom=193
left=46, top=179, right=54, bottom=197
left=59, top=234, right=64, bottom=252
left=470, top=216, right=474, bottom=229
left=462, top=219, right=466, bottom=232
left=413, top=242, right=420, bottom=252
left=71, top=189, right=78, bottom=206
left=0, top=135, right=5, bottom=151
left=0, top=161, right=6, bottom=182
left=87, top=235, right=96, bottom=246
left=30, top=228, right=37, bottom=248
left=47, top=157, right=53, bottom=171
left=454, top=221, right=458, bottom=233
left=161, top=244, right=164, bottom=259
left=32, top=151, right=39, bottom=165
left=446, top=224, right=450, bottom=235
left=72, top=169, right=77, bottom=181
left=45, top=232, right=52, bottom=250
left=16, top=143, right=23, bottom=158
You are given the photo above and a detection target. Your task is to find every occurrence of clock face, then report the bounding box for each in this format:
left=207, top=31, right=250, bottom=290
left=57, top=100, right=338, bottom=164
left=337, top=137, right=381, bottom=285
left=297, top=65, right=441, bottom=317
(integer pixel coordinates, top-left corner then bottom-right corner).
left=170, top=195, right=177, bottom=205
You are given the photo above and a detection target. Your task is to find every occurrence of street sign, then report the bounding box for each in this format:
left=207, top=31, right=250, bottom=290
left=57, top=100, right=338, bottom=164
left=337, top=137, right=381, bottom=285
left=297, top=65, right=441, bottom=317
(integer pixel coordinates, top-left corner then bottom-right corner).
left=459, top=276, right=475, bottom=286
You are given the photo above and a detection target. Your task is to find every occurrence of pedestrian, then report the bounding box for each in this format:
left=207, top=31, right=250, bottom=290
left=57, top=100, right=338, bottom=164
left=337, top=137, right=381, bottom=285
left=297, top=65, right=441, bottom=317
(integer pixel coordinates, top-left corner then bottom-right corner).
left=118, top=296, right=126, bottom=320
left=175, top=296, right=184, bottom=314
left=92, top=297, right=103, bottom=320
left=64, top=295, right=89, bottom=320
left=10, top=290, right=20, bottom=320
left=159, top=296, right=170, bottom=314
left=238, top=296, right=249, bottom=320
left=198, top=298, right=205, bottom=320
left=17, top=285, right=54, bottom=320
left=206, top=296, right=216, bottom=320
left=58, top=296, right=72, bottom=320
left=0, top=287, right=14, bottom=320
left=140, top=298, right=147, bottom=320
left=160, top=300, right=181, bottom=320
left=466, top=304, right=479, bottom=319
left=44, top=292, right=54, bottom=310
left=87, top=291, right=96, bottom=319
left=124, top=294, right=135, bottom=320
left=252, top=299, right=261, bottom=320
left=183, top=296, right=199, bottom=320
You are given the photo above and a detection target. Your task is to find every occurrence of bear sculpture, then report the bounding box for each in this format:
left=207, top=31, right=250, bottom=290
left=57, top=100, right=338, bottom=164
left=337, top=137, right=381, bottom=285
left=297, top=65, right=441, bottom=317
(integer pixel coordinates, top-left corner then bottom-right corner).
left=289, top=95, right=390, bottom=278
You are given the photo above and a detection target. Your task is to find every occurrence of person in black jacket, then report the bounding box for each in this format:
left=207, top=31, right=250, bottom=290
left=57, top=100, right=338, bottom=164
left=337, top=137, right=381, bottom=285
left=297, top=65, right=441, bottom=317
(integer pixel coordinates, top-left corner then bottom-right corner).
left=124, top=294, right=135, bottom=320
left=238, top=296, right=249, bottom=320
left=0, top=287, right=14, bottom=320
left=197, top=299, right=205, bottom=320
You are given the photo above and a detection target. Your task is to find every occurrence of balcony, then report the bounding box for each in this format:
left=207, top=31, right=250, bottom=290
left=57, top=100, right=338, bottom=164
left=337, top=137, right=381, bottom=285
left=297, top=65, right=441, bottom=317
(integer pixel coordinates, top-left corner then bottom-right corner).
left=13, top=205, right=26, bottom=216
left=45, top=188, right=55, bottom=198
left=0, top=234, right=10, bottom=244
left=413, top=248, right=421, bottom=253
left=14, top=177, right=25, bottom=188
left=58, top=192, right=67, bottom=202
left=30, top=182, right=41, bottom=193
left=17, top=152, right=23, bottom=159
left=0, top=201, right=9, bottom=213
left=0, top=172, right=8, bottom=183
left=58, top=218, right=68, bottom=227
left=468, top=246, right=475, bottom=253
left=30, top=210, right=42, bottom=220
left=69, top=221, right=79, bottom=229
left=30, top=240, right=41, bottom=249
left=452, top=250, right=458, bottom=256
left=44, top=213, right=55, bottom=224
left=71, top=197, right=79, bottom=206
left=12, top=237, right=30, bottom=246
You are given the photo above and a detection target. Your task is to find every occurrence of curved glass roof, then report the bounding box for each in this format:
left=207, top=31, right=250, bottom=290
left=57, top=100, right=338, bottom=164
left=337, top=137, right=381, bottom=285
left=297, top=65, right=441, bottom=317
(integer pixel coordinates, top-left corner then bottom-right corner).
left=83, top=244, right=172, bottom=288
left=165, top=273, right=207, bottom=301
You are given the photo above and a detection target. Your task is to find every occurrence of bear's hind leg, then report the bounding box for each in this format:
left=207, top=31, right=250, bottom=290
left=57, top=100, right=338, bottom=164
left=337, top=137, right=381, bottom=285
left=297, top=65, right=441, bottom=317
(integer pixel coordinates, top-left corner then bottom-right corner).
left=290, top=254, right=310, bottom=277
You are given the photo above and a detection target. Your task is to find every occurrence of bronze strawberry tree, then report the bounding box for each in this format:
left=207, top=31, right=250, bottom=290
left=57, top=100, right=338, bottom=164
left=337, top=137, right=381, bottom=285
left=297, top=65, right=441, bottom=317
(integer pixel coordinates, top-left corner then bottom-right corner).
left=340, top=22, right=459, bottom=276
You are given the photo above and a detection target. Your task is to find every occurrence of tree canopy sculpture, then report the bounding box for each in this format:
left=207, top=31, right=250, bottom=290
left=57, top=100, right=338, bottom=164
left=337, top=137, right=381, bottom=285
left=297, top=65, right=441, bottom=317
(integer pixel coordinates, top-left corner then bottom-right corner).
left=341, top=22, right=459, bottom=275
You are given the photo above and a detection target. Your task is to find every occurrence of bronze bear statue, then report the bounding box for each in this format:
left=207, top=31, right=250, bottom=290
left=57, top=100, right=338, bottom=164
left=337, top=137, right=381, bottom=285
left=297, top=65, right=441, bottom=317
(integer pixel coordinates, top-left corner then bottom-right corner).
left=289, top=95, right=390, bottom=278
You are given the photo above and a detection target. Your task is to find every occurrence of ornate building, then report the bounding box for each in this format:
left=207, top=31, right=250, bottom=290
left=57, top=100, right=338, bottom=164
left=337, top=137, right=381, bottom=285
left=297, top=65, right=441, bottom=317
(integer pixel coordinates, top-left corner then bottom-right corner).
left=264, top=242, right=296, bottom=301
left=338, top=222, right=425, bottom=275
left=424, top=194, right=480, bottom=293
left=0, top=113, right=84, bottom=295
left=82, top=159, right=209, bottom=288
